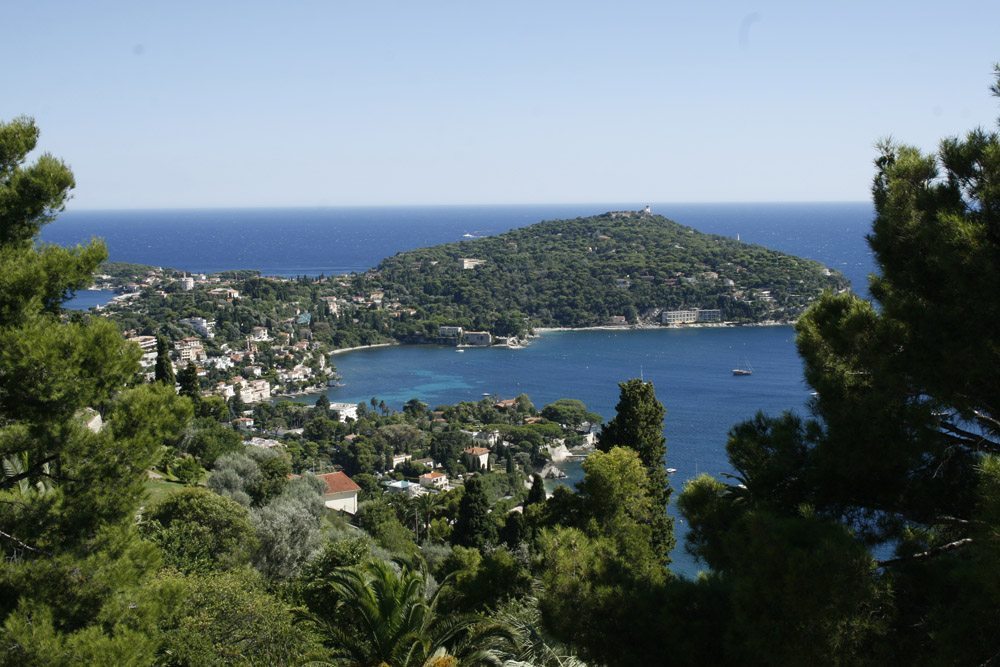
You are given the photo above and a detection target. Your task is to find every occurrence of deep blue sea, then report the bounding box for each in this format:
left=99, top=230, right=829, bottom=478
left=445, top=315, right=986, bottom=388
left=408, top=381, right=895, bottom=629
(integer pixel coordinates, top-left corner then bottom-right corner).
left=47, top=202, right=877, bottom=575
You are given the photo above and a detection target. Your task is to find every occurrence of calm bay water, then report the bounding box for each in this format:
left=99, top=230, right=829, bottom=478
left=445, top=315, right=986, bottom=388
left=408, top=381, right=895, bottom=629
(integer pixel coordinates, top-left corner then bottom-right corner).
left=319, top=325, right=810, bottom=575
left=51, top=203, right=874, bottom=574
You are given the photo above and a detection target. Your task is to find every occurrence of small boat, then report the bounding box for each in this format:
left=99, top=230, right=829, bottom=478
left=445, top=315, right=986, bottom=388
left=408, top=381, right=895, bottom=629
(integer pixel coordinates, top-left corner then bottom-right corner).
left=732, top=359, right=753, bottom=376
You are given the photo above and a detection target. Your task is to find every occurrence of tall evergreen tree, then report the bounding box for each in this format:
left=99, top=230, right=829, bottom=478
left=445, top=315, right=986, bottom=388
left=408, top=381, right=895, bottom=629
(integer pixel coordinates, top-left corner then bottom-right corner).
left=526, top=473, right=546, bottom=507
left=0, top=117, right=192, bottom=657
left=154, top=334, right=175, bottom=385
left=177, top=361, right=200, bottom=400
left=597, top=378, right=674, bottom=561
left=452, top=475, right=496, bottom=550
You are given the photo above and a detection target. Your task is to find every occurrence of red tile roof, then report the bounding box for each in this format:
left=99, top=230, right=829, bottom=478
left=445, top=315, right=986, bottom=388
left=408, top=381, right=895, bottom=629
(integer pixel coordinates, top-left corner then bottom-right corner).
left=421, top=471, right=446, bottom=479
left=317, top=471, right=361, bottom=495
left=464, top=447, right=490, bottom=455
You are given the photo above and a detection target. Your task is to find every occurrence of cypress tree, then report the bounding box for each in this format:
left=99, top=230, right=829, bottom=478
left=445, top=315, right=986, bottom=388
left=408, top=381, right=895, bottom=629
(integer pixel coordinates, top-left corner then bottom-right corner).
left=597, top=378, right=674, bottom=562
left=155, top=334, right=175, bottom=385
left=177, top=362, right=200, bottom=400
left=452, top=475, right=496, bottom=550
left=526, top=473, right=547, bottom=507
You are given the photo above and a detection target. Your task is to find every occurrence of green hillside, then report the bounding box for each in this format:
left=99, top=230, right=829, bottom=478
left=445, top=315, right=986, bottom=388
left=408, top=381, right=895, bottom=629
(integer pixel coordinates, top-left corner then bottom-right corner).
left=370, top=210, right=848, bottom=331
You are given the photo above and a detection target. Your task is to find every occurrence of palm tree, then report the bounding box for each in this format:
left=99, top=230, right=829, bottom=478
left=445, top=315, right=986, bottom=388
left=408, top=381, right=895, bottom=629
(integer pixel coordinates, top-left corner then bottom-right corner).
left=311, top=559, right=517, bottom=667
left=411, top=492, right=443, bottom=543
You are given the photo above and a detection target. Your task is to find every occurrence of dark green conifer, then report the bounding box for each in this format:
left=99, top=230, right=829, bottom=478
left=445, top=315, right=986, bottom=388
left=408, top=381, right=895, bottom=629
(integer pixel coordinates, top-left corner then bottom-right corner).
left=452, top=475, right=496, bottom=550
left=597, top=378, right=674, bottom=561
left=526, top=473, right=547, bottom=507
left=155, top=334, right=175, bottom=385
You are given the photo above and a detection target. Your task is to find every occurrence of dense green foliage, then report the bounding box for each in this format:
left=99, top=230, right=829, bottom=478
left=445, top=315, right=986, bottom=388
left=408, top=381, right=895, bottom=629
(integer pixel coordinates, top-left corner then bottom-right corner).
left=367, top=210, right=846, bottom=330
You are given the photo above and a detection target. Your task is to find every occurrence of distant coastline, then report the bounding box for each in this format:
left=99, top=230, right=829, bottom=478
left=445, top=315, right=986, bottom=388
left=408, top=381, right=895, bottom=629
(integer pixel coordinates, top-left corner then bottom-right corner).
left=532, top=320, right=793, bottom=336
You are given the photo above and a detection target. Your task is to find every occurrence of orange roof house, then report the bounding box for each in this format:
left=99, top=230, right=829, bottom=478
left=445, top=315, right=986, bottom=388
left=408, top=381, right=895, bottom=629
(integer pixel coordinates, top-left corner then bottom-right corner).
left=316, top=471, right=361, bottom=514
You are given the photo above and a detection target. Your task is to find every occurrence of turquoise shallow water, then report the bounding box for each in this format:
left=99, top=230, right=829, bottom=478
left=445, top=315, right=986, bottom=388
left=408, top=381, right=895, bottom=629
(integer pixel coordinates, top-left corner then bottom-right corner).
left=318, top=325, right=812, bottom=576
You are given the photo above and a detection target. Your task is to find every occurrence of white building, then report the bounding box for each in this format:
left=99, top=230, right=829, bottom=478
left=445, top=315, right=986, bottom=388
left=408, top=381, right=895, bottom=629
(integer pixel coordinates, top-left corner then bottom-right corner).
left=463, top=331, right=492, bottom=346
left=329, top=402, right=359, bottom=422
left=461, top=429, right=501, bottom=447
left=439, top=325, right=463, bottom=338
left=464, top=446, right=491, bottom=471
left=239, top=378, right=272, bottom=404
left=246, top=437, right=282, bottom=449
left=208, top=287, right=240, bottom=300
left=234, top=417, right=255, bottom=431
left=175, top=337, right=206, bottom=364
left=126, top=335, right=158, bottom=371
left=320, top=296, right=340, bottom=315
left=385, top=480, right=424, bottom=497
left=180, top=316, right=215, bottom=339
left=460, top=258, right=486, bottom=270
left=419, top=470, right=448, bottom=489
left=661, top=309, right=723, bottom=325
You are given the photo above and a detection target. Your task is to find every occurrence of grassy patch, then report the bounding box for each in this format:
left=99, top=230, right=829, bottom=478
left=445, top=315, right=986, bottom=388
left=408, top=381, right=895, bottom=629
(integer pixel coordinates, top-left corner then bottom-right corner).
left=144, top=477, right=187, bottom=505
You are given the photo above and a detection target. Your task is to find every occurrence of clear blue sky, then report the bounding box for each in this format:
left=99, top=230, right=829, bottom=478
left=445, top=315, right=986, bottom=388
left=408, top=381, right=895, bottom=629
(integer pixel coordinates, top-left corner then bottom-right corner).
left=2, top=1, right=998, bottom=209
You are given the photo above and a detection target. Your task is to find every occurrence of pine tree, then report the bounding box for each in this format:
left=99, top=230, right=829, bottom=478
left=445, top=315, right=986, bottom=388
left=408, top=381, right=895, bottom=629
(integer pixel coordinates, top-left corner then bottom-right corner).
left=0, top=116, right=192, bottom=655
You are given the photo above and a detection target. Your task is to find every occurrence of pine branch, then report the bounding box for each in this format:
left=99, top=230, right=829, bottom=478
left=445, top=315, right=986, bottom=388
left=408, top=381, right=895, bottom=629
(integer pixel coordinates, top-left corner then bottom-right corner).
left=0, top=528, right=51, bottom=557
left=877, top=537, right=973, bottom=567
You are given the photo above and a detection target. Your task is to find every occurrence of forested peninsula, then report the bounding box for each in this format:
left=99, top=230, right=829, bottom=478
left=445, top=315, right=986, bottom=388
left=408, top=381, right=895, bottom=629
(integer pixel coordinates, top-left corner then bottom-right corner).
left=366, top=209, right=848, bottom=333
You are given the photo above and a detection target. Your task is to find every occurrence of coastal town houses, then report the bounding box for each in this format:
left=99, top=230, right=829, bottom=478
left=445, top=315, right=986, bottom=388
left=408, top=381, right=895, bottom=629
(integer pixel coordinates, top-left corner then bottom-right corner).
left=213, top=376, right=272, bottom=404
left=316, top=471, right=361, bottom=514
left=175, top=337, right=207, bottom=364
left=239, top=378, right=271, bottom=403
